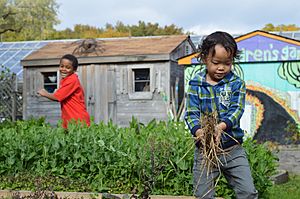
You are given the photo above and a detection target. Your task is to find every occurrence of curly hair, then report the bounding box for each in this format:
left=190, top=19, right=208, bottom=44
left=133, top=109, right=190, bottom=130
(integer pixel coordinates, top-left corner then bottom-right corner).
left=60, top=54, right=79, bottom=71
left=197, top=31, right=240, bottom=64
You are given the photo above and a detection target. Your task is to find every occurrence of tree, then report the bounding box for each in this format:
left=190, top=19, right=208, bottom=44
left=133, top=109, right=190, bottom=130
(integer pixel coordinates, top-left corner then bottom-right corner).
left=130, top=20, right=184, bottom=36
left=115, top=21, right=130, bottom=34
left=0, top=0, right=20, bottom=34
left=262, top=23, right=300, bottom=32
left=1, top=2, right=185, bottom=42
left=48, top=21, right=185, bottom=40
left=0, top=0, right=60, bottom=41
left=50, top=23, right=130, bottom=39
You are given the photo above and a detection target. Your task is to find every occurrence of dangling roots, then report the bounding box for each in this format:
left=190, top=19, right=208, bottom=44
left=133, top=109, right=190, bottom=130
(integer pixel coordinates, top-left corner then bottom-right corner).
left=196, top=111, right=225, bottom=176
left=194, top=111, right=240, bottom=197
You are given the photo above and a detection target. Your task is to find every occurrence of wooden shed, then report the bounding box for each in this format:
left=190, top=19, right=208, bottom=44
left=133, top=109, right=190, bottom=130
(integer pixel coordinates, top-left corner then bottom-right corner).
left=21, top=35, right=195, bottom=126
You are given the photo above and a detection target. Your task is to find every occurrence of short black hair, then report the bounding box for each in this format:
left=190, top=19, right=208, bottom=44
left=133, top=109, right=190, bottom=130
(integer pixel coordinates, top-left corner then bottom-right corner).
left=198, top=31, right=240, bottom=63
left=60, top=54, right=79, bottom=71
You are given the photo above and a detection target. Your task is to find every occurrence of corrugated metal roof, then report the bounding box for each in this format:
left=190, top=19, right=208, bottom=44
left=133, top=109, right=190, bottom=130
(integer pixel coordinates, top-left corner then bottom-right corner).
left=271, top=31, right=300, bottom=40
left=190, top=31, right=300, bottom=48
left=190, top=34, right=242, bottom=48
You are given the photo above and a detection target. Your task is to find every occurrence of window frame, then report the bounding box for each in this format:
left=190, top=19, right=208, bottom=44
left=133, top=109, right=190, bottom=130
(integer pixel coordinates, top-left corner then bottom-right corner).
left=127, top=65, right=155, bottom=100
left=41, top=71, right=59, bottom=93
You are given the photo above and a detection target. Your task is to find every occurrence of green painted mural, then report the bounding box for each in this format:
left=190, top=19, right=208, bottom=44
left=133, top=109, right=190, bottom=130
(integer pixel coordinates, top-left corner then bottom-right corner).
left=184, top=62, right=299, bottom=144
left=278, top=62, right=300, bottom=88
left=242, top=62, right=299, bottom=92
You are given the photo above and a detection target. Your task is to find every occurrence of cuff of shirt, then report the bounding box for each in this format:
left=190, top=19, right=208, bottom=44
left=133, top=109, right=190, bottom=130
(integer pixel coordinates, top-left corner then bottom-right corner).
left=222, top=118, right=233, bottom=131
left=53, top=92, right=63, bottom=102
left=191, top=125, right=201, bottom=137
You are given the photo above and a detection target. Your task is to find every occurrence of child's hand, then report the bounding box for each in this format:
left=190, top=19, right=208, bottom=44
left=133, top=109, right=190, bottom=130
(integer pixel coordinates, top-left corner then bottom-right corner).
left=214, top=125, right=223, bottom=143
left=215, top=122, right=227, bottom=143
left=37, top=88, right=48, bottom=97
left=195, top=128, right=205, bottom=140
left=37, top=89, right=57, bottom=101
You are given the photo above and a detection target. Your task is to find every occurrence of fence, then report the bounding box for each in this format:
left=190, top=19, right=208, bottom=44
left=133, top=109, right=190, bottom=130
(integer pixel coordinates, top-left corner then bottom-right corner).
left=0, top=74, right=22, bottom=121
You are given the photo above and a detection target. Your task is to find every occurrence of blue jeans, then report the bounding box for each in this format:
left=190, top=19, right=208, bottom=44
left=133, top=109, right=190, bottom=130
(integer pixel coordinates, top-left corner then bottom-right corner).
left=193, top=145, right=258, bottom=199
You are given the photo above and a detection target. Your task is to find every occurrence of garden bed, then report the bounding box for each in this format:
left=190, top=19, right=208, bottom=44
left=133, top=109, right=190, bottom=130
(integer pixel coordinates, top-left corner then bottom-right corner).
left=0, top=190, right=220, bottom=199
left=0, top=119, right=277, bottom=198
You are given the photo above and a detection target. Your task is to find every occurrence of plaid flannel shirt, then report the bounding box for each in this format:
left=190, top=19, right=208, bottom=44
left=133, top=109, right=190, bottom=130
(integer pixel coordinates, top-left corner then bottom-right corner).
left=184, top=70, right=246, bottom=149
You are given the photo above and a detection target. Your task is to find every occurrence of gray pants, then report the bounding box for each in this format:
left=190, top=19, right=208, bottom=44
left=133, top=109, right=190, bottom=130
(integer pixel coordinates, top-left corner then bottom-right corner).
left=193, top=145, right=258, bottom=199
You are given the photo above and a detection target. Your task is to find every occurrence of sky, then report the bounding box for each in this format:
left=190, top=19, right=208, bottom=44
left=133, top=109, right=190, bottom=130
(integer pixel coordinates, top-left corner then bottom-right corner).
left=55, top=0, right=300, bottom=35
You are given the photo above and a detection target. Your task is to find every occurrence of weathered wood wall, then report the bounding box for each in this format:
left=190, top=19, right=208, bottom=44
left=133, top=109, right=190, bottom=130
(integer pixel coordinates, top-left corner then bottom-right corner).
left=23, top=62, right=170, bottom=126
left=115, top=62, right=170, bottom=126
left=23, top=67, right=61, bottom=125
left=77, top=64, right=117, bottom=124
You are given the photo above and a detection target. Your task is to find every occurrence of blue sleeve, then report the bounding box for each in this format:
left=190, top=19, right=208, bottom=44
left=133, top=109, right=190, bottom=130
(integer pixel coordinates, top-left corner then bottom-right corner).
left=184, top=84, right=201, bottom=136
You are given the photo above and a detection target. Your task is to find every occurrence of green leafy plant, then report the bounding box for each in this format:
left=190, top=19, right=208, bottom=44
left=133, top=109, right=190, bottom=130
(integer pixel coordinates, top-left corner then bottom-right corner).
left=213, top=138, right=278, bottom=198
left=243, top=138, right=278, bottom=198
left=0, top=119, right=278, bottom=198
left=0, top=65, right=12, bottom=80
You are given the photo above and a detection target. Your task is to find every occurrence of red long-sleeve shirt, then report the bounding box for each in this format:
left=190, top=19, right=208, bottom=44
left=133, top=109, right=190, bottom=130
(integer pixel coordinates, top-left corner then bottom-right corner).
left=54, top=73, right=90, bottom=128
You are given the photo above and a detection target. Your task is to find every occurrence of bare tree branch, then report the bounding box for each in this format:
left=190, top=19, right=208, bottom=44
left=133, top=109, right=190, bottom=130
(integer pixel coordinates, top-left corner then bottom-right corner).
left=1, top=10, right=17, bottom=20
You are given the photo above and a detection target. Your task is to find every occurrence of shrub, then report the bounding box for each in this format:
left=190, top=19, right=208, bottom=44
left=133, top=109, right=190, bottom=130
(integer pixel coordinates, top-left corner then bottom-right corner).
left=243, top=139, right=278, bottom=198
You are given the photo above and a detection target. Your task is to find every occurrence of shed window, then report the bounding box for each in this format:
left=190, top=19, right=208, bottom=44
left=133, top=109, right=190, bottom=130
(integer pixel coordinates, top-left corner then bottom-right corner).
left=42, top=72, right=58, bottom=93
left=133, top=68, right=150, bottom=92
left=127, top=65, right=154, bottom=100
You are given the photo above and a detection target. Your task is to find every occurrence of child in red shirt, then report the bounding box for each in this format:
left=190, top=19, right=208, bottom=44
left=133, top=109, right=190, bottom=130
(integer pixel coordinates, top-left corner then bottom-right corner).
left=38, top=54, right=90, bottom=128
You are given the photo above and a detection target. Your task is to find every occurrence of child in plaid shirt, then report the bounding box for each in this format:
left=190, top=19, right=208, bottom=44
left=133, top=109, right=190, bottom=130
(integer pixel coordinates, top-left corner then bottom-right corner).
left=184, top=31, right=257, bottom=199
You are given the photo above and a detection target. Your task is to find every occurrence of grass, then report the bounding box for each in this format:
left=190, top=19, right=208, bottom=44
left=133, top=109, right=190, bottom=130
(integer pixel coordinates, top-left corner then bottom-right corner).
left=269, top=175, right=300, bottom=199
